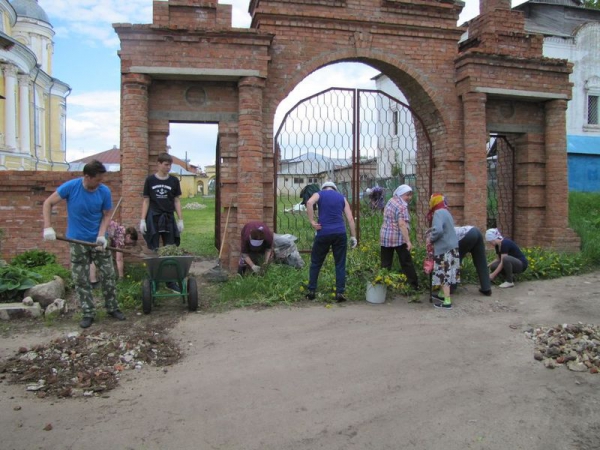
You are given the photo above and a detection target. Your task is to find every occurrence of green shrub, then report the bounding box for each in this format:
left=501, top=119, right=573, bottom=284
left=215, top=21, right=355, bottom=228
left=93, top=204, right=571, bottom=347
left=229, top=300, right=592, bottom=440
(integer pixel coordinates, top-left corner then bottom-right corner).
left=11, top=250, right=57, bottom=268
left=116, top=263, right=148, bottom=311
left=29, top=263, right=73, bottom=289
left=0, top=265, right=42, bottom=302
left=213, top=236, right=589, bottom=308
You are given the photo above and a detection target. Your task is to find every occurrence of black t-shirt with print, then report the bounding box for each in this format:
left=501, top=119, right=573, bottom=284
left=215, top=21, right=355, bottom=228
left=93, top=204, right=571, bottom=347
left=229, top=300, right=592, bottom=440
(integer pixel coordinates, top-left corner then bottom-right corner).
left=143, top=174, right=182, bottom=213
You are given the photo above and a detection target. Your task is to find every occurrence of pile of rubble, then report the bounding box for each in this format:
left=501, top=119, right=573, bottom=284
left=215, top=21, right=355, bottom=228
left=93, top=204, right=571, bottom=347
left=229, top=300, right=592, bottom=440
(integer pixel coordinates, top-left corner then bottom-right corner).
left=525, top=323, right=600, bottom=373
left=182, top=202, right=207, bottom=210
left=0, top=326, right=182, bottom=398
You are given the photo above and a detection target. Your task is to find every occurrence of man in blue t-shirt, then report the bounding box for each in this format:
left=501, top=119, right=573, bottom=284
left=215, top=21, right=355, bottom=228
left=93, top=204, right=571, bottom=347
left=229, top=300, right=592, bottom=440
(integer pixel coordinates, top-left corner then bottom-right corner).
left=305, top=181, right=357, bottom=302
left=42, top=160, right=125, bottom=328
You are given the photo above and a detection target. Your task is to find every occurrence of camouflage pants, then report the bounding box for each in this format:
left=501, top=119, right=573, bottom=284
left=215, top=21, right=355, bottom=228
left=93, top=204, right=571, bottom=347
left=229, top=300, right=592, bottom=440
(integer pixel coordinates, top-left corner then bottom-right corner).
left=70, top=243, right=119, bottom=318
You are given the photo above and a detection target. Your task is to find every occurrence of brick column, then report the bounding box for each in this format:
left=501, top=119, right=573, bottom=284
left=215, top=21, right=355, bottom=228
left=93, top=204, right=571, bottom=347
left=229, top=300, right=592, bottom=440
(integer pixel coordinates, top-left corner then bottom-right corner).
left=237, top=76, right=266, bottom=224
left=120, top=73, right=151, bottom=228
left=462, top=92, right=488, bottom=232
left=537, top=100, right=580, bottom=251
left=544, top=100, right=568, bottom=229
left=148, top=120, right=169, bottom=172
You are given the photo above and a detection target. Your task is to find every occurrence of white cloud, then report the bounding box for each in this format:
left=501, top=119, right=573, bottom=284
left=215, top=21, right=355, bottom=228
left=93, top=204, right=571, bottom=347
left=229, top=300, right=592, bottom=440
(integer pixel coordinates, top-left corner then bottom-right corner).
left=68, top=91, right=119, bottom=109
left=39, top=0, right=153, bottom=47
left=65, top=91, right=121, bottom=159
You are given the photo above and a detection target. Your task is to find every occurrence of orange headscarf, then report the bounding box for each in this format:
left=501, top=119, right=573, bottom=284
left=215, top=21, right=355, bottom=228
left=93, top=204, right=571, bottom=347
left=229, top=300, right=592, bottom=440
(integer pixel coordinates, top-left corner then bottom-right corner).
left=427, top=193, right=447, bottom=226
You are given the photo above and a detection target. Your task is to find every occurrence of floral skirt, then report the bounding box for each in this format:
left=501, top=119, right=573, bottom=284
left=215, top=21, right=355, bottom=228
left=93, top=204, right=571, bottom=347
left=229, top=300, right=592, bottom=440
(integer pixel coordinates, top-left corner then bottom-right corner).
left=432, top=248, right=460, bottom=287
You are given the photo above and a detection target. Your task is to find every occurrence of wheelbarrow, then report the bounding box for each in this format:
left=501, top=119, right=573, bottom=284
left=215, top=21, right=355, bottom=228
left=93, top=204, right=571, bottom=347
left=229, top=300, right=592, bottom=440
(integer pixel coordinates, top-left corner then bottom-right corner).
left=141, top=255, right=198, bottom=314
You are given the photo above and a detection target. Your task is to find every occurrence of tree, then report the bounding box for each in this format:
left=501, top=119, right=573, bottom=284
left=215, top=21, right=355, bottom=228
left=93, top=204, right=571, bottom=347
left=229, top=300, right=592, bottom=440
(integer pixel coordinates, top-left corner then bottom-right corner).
left=582, top=0, right=600, bottom=10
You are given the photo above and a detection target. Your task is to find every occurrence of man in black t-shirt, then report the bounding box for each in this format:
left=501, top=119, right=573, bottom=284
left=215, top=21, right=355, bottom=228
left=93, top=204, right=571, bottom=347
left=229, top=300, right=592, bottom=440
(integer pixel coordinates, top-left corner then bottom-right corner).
left=140, top=153, right=184, bottom=251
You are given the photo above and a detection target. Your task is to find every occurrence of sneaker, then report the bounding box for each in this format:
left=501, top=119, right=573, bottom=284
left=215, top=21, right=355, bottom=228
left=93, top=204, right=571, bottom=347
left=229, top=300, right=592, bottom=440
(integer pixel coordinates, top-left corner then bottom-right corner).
left=479, top=289, right=492, bottom=296
left=431, top=293, right=445, bottom=302
left=80, top=317, right=94, bottom=329
left=166, top=282, right=181, bottom=293
left=335, top=294, right=347, bottom=303
left=499, top=282, right=514, bottom=288
left=108, top=310, right=126, bottom=321
left=433, top=301, right=453, bottom=309
left=305, top=291, right=316, bottom=300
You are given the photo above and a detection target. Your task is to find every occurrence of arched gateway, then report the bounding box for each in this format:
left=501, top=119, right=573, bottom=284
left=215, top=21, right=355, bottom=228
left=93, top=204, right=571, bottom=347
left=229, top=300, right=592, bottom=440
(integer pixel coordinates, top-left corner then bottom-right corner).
left=115, top=0, right=580, bottom=271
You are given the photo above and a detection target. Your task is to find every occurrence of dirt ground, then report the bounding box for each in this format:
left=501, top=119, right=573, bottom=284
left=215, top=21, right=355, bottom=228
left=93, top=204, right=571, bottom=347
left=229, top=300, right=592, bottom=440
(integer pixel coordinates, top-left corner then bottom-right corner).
left=1, top=269, right=600, bottom=450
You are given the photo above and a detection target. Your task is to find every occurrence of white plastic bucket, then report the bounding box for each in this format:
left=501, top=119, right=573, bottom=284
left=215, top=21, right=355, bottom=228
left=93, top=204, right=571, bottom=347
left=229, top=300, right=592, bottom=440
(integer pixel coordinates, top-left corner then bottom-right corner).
left=366, top=283, right=387, bottom=304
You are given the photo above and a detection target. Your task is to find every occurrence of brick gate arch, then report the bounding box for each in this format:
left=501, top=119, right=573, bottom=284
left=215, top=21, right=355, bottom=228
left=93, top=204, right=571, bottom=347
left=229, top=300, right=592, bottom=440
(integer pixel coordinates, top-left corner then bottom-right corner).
left=116, top=0, right=580, bottom=271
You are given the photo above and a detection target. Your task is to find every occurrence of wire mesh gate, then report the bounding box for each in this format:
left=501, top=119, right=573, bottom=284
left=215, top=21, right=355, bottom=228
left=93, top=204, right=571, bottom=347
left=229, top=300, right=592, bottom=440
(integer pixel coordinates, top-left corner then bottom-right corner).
left=486, top=134, right=515, bottom=239
left=274, top=88, right=432, bottom=252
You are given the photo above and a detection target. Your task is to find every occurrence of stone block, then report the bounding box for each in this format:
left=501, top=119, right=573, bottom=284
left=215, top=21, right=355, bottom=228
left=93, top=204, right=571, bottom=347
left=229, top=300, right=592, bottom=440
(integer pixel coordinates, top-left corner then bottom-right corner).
left=0, top=302, right=42, bottom=320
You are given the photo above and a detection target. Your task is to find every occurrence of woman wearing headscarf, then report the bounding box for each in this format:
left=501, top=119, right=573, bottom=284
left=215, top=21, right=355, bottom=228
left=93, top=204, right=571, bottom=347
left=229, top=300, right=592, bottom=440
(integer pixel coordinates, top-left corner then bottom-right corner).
left=427, top=193, right=459, bottom=309
left=485, top=228, right=528, bottom=288
left=379, top=184, right=419, bottom=290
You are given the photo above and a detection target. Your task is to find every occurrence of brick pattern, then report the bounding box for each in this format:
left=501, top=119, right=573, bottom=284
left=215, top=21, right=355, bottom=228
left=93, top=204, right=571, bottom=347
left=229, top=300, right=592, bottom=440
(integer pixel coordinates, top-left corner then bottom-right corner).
left=110, top=0, right=581, bottom=273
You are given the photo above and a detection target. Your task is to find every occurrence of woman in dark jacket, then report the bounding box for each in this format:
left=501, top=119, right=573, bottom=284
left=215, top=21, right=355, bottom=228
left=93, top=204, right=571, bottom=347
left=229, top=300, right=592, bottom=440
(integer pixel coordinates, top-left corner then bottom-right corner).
left=485, top=228, right=528, bottom=288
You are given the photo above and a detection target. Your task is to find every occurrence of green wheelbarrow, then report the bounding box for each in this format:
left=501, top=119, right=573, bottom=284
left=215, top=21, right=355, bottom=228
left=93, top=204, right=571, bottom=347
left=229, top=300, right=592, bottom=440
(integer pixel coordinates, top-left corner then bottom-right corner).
left=141, top=255, right=198, bottom=314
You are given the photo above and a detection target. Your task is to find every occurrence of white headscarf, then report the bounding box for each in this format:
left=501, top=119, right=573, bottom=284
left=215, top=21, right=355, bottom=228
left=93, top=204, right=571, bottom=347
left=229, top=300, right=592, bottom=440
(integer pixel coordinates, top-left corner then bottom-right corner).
left=485, top=228, right=503, bottom=242
left=321, top=181, right=337, bottom=191
left=394, top=184, right=412, bottom=197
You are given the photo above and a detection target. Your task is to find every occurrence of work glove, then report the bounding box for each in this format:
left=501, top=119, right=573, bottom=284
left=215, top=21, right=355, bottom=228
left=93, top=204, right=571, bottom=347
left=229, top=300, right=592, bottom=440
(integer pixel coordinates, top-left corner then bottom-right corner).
left=43, top=227, right=56, bottom=241
left=96, top=236, right=108, bottom=250
left=139, top=219, right=147, bottom=234
left=350, top=237, right=358, bottom=249
left=177, top=220, right=184, bottom=232
left=251, top=265, right=261, bottom=274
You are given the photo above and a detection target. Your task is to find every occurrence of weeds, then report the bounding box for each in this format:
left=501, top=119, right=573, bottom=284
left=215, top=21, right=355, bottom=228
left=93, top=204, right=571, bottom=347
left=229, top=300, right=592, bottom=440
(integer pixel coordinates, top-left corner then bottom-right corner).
left=36, top=193, right=600, bottom=314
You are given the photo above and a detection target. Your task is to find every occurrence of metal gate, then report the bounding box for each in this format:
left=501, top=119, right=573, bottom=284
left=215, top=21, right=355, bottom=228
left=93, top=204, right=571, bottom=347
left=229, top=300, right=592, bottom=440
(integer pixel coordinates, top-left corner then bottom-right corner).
left=486, top=134, right=515, bottom=238
left=274, top=88, right=432, bottom=251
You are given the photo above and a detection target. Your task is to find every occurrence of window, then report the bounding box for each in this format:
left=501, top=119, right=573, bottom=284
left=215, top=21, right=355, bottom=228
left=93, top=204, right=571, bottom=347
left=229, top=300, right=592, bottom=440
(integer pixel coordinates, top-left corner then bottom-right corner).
left=588, top=95, right=599, bottom=125
left=584, top=76, right=600, bottom=129
left=293, top=177, right=304, bottom=184
left=308, top=177, right=318, bottom=184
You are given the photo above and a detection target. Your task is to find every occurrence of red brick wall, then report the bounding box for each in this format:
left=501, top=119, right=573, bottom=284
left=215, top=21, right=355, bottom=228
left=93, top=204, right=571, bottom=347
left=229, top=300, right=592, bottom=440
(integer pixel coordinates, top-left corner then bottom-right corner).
left=0, top=172, right=122, bottom=267
left=112, top=0, right=580, bottom=271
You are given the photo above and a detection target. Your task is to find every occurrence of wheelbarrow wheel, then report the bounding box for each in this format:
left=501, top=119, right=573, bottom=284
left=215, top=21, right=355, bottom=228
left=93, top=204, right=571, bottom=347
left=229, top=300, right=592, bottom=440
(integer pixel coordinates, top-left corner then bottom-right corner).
left=187, top=277, right=198, bottom=312
left=142, top=278, right=152, bottom=314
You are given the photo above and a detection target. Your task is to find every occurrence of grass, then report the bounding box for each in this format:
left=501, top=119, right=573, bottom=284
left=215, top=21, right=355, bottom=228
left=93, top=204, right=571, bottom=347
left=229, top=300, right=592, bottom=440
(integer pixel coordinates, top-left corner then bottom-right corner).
left=569, top=191, right=600, bottom=265
left=179, top=196, right=218, bottom=258
left=110, top=192, right=598, bottom=312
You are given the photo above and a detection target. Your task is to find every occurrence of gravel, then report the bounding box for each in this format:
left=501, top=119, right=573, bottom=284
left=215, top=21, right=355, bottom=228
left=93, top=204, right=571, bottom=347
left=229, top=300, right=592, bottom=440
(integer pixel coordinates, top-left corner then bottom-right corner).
left=526, top=323, right=600, bottom=374
left=0, top=325, right=182, bottom=398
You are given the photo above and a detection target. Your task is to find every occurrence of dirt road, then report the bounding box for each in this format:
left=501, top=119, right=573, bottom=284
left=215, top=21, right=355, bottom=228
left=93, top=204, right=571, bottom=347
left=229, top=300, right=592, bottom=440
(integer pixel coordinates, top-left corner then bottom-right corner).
left=1, top=271, right=600, bottom=450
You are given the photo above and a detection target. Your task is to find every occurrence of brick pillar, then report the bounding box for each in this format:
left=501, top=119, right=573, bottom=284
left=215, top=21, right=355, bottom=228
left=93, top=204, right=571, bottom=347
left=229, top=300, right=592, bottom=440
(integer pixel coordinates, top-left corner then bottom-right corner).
left=120, top=73, right=151, bottom=228
left=237, top=76, right=266, bottom=224
left=462, top=92, right=488, bottom=232
left=538, top=100, right=580, bottom=251
left=480, top=0, right=511, bottom=15
left=149, top=120, right=169, bottom=173
left=544, top=100, right=568, bottom=229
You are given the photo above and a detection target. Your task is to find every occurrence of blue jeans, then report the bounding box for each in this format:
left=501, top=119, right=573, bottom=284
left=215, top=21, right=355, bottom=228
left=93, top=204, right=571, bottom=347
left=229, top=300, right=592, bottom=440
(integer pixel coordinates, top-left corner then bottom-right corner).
left=308, top=233, right=347, bottom=294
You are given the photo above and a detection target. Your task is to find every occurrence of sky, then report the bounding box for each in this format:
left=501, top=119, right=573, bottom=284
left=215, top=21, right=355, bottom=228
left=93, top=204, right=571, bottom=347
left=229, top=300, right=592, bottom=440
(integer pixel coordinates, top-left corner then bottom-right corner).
left=37, top=0, right=525, bottom=169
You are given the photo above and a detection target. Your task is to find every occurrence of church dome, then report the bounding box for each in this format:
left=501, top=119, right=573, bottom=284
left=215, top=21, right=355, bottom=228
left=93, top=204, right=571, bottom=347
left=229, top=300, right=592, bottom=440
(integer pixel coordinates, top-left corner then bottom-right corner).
left=10, top=0, right=50, bottom=24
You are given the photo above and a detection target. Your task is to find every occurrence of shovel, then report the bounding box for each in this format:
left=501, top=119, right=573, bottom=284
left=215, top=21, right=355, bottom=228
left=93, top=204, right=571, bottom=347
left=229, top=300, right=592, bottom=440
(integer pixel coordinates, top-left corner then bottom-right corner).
left=56, top=235, right=142, bottom=256
left=205, top=200, right=233, bottom=282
